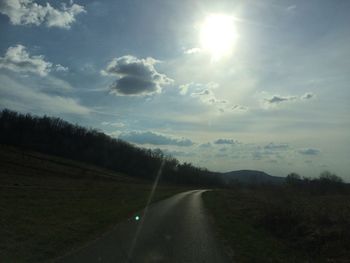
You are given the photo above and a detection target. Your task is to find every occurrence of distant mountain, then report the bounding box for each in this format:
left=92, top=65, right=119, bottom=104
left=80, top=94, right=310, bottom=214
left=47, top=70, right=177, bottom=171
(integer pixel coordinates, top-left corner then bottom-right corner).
left=220, top=170, right=285, bottom=185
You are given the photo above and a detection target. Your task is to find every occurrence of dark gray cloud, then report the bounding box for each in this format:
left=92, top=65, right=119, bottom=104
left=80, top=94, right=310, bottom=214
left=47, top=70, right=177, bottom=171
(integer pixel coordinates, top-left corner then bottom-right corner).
left=102, top=55, right=172, bottom=96
left=265, top=95, right=297, bottom=104
left=214, top=138, right=236, bottom=145
left=119, top=131, right=193, bottom=146
left=298, top=148, right=320, bottom=156
left=0, top=0, right=85, bottom=29
left=264, top=142, right=289, bottom=150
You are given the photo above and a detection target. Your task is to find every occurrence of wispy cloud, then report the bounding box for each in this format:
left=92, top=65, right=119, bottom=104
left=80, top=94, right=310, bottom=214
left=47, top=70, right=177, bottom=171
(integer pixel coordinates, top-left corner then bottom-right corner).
left=265, top=95, right=297, bottom=104
left=101, top=121, right=125, bottom=128
left=264, top=142, right=289, bottom=150
left=298, top=148, right=321, bottom=156
left=0, top=74, right=90, bottom=115
left=214, top=138, right=237, bottom=145
left=119, top=131, right=194, bottom=146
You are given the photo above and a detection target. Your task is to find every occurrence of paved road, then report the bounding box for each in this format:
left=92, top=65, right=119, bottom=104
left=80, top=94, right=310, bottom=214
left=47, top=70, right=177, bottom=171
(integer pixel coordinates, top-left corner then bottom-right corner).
left=56, top=190, right=230, bottom=263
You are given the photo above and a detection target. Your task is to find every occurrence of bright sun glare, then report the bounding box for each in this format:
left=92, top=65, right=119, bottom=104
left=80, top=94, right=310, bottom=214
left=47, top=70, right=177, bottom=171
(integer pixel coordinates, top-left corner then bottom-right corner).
left=200, top=14, right=237, bottom=61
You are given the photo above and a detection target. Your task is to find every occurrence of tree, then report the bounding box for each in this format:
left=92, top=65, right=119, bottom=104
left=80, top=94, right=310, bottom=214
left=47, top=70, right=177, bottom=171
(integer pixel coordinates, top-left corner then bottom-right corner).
left=319, top=171, right=343, bottom=184
left=286, top=172, right=301, bottom=185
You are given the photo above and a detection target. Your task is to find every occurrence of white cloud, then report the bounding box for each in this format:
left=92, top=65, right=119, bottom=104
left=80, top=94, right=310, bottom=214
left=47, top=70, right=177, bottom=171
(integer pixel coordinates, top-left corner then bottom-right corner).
left=119, top=131, right=194, bottom=146
left=184, top=47, right=201, bottom=55
left=55, top=64, right=68, bottom=72
left=102, top=55, right=173, bottom=96
left=0, top=0, right=86, bottom=29
left=0, top=45, right=68, bottom=76
left=101, top=121, right=125, bottom=128
left=0, top=45, right=52, bottom=76
left=179, top=83, right=190, bottom=95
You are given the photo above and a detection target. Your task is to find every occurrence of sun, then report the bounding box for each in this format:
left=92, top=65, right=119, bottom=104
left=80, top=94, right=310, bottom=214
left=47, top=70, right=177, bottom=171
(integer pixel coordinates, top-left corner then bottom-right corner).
left=200, top=14, right=237, bottom=61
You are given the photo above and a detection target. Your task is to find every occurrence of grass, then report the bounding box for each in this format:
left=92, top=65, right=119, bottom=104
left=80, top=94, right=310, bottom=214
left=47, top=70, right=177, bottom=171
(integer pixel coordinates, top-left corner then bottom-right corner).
left=203, top=186, right=350, bottom=263
left=0, top=145, right=188, bottom=262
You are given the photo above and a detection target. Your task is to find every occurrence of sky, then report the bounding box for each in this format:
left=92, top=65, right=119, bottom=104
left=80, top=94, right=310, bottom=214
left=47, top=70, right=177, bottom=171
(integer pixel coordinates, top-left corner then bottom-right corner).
left=0, top=0, right=349, bottom=179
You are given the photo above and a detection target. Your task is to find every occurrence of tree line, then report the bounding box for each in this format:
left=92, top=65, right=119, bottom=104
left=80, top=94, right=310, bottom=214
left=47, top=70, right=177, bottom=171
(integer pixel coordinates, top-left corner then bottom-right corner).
left=0, top=109, right=220, bottom=186
left=285, top=171, right=346, bottom=194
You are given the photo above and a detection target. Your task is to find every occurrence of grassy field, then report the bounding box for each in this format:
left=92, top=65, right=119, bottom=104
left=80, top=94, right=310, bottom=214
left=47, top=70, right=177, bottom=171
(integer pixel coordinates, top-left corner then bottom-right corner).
left=0, top=145, right=188, bottom=262
left=203, top=186, right=350, bottom=263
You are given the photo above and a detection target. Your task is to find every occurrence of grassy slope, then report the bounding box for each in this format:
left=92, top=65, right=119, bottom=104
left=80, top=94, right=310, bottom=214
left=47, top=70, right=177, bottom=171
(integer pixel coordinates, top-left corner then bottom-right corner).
left=203, top=187, right=350, bottom=263
left=0, top=145, right=189, bottom=262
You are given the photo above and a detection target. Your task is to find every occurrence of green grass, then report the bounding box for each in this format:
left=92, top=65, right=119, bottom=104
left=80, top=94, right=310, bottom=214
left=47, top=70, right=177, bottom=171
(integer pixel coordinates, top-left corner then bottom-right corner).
left=203, top=187, right=350, bottom=263
left=0, top=145, right=188, bottom=262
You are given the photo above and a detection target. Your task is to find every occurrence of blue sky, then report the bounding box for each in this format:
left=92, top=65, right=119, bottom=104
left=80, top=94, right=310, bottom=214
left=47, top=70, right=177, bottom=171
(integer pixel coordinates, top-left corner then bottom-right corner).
left=1, top=0, right=349, bottom=179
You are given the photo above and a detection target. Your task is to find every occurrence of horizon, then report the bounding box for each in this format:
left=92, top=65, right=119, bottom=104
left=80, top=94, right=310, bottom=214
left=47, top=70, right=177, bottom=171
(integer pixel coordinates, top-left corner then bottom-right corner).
left=1, top=0, right=349, bottom=179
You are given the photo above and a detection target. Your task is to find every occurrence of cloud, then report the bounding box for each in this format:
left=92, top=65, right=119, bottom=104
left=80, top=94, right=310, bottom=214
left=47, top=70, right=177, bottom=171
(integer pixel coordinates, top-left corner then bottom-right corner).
left=0, top=74, right=90, bottom=115
left=298, top=148, right=320, bottom=156
left=163, top=149, right=195, bottom=157
left=119, top=131, right=194, bottom=146
left=101, top=121, right=125, bottom=128
left=0, top=0, right=86, bottom=29
left=263, top=92, right=315, bottom=107
left=301, top=92, right=314, bottom=100
left=190, top=82, right=228, bottom=106
left=179, top=83, right=190, bottom=95
left=198, top=142, right=212, bottom=148
left=232, top=104, right=248, bottom=112
left=286, top=5, right=296, bottom=12
left=264, top=142, right=289, bottom=150
left=265, top=95, right=297, bottom=104
left=0, top=45, right=67, bottom=76
left=184, top=47, right=201, bottom=54
left=102, top=55, right=172, bottom=96
left=55, top=64, right=68, bottom=72
left=214, top=138, right=236, bottom=145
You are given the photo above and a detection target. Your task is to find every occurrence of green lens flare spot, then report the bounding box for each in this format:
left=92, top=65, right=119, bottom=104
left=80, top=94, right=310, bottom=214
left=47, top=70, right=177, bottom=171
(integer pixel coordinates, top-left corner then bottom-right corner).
left=135, top=215, right=140, bottom=221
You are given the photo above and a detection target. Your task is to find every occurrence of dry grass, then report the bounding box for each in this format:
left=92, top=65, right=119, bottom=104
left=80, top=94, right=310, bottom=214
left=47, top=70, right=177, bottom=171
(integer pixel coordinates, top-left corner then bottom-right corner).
left=203, top=185, right=350, bottom=263
left=0, top=145, right=187, bottom=262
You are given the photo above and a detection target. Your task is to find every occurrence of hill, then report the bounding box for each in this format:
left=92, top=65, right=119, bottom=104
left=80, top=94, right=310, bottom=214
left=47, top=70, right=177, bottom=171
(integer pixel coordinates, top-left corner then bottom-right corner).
left=220, top=170, right=285, bottom=184
left=0, top=109, right=219, bottom=187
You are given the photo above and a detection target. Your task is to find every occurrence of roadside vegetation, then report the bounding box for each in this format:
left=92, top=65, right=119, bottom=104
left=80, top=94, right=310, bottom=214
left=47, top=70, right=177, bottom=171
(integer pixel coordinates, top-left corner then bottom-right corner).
left=0, top=145, right=188, bottom=262
left=203, top=173, right=350, bottom=262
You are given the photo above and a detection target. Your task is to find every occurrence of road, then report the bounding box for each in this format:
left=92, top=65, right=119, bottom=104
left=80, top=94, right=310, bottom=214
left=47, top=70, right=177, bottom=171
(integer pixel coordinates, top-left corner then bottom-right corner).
left=56, top=190, right=230, bottom=263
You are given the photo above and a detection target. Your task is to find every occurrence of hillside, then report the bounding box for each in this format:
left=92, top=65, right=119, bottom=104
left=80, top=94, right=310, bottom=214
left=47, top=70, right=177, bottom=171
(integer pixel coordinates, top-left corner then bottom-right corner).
left=0, top=145, right=188, bottom=262
left=0, top=109, right=220, bottom=187
left=221, top=170, right=285, bottom=184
